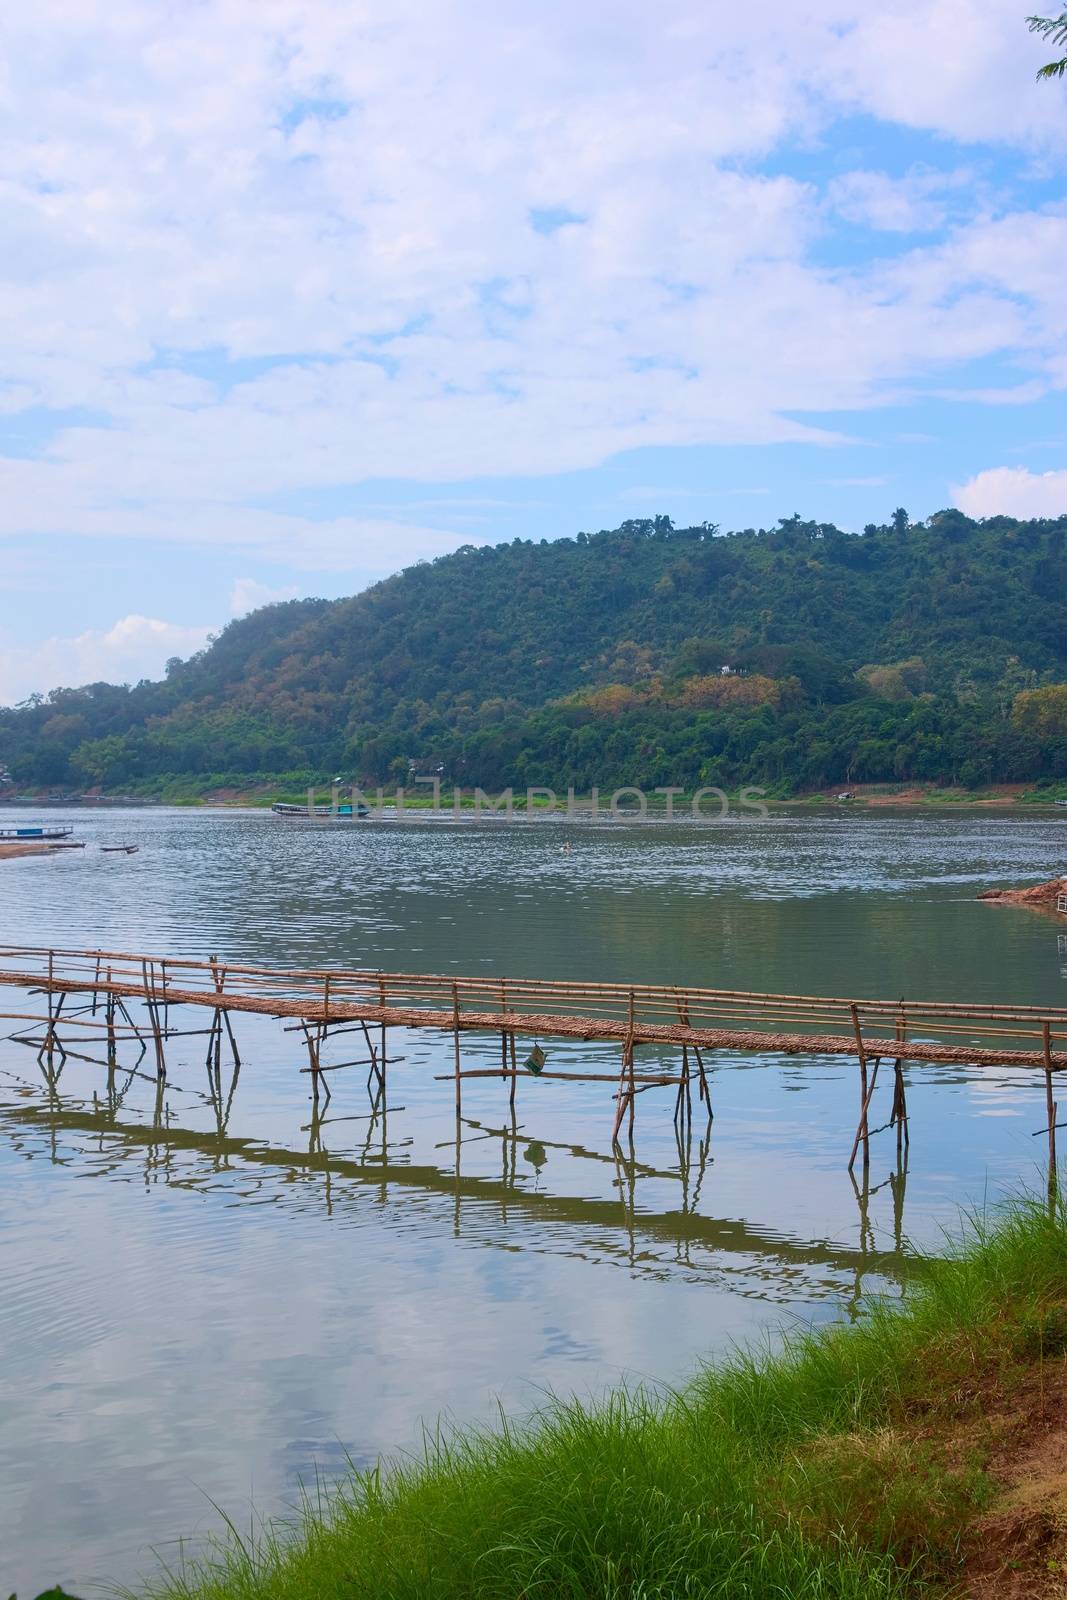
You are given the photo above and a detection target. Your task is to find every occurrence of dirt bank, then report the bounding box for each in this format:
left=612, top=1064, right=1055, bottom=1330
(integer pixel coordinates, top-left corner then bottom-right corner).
left=977, top=876, right=1067, bottom=907
left=0, top=841, right=57, bottom=860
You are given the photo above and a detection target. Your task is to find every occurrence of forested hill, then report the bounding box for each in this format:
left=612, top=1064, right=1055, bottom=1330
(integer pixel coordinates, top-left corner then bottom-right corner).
left=4, top=509, right=1067, bottom=795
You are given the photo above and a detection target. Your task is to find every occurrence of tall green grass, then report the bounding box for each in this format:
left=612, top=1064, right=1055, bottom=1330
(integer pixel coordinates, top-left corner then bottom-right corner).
left=135, top=1195, right=1067, bottom=1600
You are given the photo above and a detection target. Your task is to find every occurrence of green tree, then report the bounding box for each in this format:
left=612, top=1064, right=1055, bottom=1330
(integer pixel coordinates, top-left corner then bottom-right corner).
left=1012, top=683, right=1067, bottom=737
left=1028, top=12, right=1067, bottom=78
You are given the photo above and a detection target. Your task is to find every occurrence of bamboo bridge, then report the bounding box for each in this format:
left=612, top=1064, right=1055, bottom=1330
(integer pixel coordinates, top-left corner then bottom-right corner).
left=1, top=942, right=1065, bottom=1174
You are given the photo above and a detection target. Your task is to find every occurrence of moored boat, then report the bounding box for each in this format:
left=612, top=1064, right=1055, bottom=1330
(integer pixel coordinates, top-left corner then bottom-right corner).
left=271, top=802, right=369, bottom=818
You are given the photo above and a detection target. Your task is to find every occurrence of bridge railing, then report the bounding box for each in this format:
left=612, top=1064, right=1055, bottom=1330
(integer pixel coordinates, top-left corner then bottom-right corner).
left=0, top=942, right=1065, bottom=1056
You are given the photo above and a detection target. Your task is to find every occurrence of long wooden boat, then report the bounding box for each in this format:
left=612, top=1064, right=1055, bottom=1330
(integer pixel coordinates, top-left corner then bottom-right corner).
left=271, top=802, right=369, bottom=819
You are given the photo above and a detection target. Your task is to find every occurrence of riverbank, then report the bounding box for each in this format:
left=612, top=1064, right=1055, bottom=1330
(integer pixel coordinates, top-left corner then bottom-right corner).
left=135, top=1195, right=1067, bottom=1600
left=4, top=779, right=1067, bottom=812
left=0, top=841, right=56, bottom=860
left=978, top=875, right=1067, bottom=909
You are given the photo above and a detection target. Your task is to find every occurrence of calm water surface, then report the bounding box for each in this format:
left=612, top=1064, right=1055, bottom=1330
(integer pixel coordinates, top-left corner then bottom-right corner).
left=1, top=806, right=1066, bottom=1593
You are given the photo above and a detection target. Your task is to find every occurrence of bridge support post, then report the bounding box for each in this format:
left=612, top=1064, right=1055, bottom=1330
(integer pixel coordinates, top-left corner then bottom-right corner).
left=675, top=1044, right=692, bottom=1130
left=301, top=1020, right=330, bottom=1108
left=611, top=1045, right=629, bottom=1144
left=892, top=1014, right=909, bottom=1157
left=378, top=976, right=388, bottom=1100
left=627, top=990, right=637, bottom=1139
left=221, top=1008, right=241, bottom=1069
left=612, top=990, right=638, bottom=1146
left=142, top=959, right=166, bottom=1082
left=499, top=981, right=512, bottom=1114
left=358, top=1020, right=382, bottom=1096
left=452, top=982, right=462, bottom=1116
left=1044, top=1019, right=1057, bottom=1203
left=105, top=971, right=117, bottom=1062
left=692, top=1042, right=712, bottom=1124
left=848, top=1005, right=874, bottom=1173
left=207, top=960, right=240, bottom=1072
left=674, top=992, right=712, bottom=1124
left=42, top=950, right=59, bottom=1060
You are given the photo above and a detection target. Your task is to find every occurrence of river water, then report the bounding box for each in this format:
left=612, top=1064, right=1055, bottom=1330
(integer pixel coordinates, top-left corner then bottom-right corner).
left=1, top=806, right=1065, bottom=1593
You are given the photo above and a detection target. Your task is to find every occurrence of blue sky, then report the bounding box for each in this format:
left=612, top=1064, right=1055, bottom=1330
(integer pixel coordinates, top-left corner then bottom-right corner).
left=0, top=2, right=1065, bottom=703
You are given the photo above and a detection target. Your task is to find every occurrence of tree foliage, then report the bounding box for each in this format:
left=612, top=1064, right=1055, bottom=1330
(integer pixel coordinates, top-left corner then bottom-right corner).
left=1028, top=11, right=1067, bottom=78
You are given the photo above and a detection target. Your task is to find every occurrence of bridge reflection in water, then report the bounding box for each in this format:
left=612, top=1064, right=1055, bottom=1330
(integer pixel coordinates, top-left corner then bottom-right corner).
left=0, top=1029, right=913, bottom=1320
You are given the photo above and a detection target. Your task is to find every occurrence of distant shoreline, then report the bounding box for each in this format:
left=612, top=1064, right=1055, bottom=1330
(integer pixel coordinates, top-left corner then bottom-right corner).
left=2, top=781, right=1066, bottom=814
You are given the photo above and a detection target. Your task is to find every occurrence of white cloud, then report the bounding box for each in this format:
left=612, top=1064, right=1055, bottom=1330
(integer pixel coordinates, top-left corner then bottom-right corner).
left=0, top=615, right=213, bottom=705
left=0, top=1, right=1062, bottom=569
left=229, top=578, right=301, bottom=617
left=825, top=168, right=971, bottom=233
left=933, top=380, right=1048, bottom=405
left=953, top=467, right=1067, bottom=520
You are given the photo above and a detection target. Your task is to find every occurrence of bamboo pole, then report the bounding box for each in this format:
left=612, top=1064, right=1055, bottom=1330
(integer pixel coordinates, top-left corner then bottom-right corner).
left=675, top=1043, right=690, bottom=1128
left=452, top=982, right=462, bottom=1115
left=627, top=988, right=637, bottom=1139
left=848, top=1004, right=871, bottom=1172
left=221, top=1004, right=241, bottom=1068
left=893, top=1012, right=909, bottom=1155
left=611, top=990, right=637, bottom=1144
left=44, top=950, right=55, bottom=1057
left=378, top=974, right=387, bottom=1090
left=435, top=1068, right=678, bottom=1083
left=142, top=958, right=166, bottom=1080
left=1045, top=1019, right=1057, bottom=1199
left=106, top=966, right=116, bottom=1060
left=610, top=1050, right=629, bottom=1143
left=302, top=1020, right=321, bottom=1097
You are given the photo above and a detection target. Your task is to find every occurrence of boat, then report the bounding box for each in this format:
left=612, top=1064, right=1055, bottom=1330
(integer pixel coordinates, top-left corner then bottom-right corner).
left=271, top=802, right=369, bottom=819
left=101, top=844, right=139, bottom=854
left=0, top=826, right=73, bottom=841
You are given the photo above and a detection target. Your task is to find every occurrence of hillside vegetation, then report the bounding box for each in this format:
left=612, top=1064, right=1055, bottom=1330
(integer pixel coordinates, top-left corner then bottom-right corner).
left=4, top=509, right=1067, bottom=795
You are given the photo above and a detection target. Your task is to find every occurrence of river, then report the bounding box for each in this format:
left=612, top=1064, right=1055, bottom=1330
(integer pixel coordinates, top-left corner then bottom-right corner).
left=1, top=805, right=1064, bottom=1593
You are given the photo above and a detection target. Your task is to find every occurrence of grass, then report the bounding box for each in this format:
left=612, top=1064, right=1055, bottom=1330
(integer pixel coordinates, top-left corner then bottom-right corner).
left=128, top=1193, right=1067, bottom=1600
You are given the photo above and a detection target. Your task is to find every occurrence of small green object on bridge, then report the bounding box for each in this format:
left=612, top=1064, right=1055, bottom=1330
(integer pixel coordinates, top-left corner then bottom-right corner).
left=524, top=1043, right=546, bottom=1075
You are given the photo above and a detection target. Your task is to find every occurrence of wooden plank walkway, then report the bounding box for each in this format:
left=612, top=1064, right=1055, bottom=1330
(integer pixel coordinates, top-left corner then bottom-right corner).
left=1, top=943, right=1066, bottom=1063
left=1, top=943, right=1065, bottom=1169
